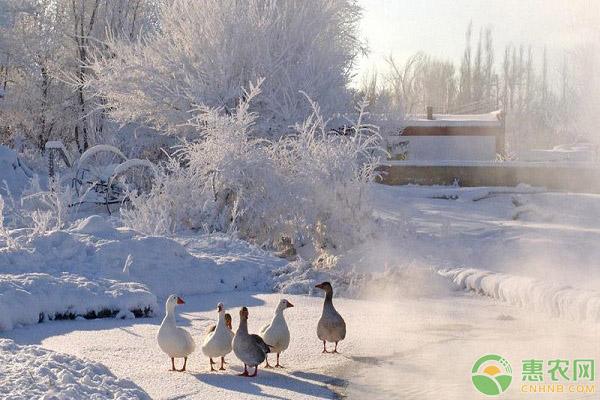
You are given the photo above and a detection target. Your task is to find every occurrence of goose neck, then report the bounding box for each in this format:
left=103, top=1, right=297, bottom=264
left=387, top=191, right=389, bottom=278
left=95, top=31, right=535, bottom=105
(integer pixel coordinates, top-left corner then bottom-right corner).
left=237, top=318, right=249, bottom=335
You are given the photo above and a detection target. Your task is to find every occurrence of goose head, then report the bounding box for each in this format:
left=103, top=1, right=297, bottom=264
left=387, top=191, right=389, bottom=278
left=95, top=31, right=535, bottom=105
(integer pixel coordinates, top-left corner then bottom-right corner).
left=276, top=298, right=294, bottom=312
left=224, top=313, right=233, bottom=330
left=165, top=294, right=185, bottom=314
left=239, top=306, right=249, bottom=321
left=315, top=281, right=333, bottom=294
left=216, top=302, right=225, bottom=315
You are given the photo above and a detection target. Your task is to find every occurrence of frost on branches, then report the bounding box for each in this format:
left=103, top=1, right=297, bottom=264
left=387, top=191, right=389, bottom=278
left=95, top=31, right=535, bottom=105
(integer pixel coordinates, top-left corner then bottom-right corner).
left=87, top=0, right=363, bottom=136
left=121, top=81, right=386, bottom=261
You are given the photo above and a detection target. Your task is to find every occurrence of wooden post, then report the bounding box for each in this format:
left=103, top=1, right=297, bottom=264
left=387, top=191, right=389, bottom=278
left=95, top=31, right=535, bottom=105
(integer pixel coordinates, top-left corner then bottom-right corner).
left=426, top=106, right=433, bottom=120
left=48, top=150, right=55, bottom=179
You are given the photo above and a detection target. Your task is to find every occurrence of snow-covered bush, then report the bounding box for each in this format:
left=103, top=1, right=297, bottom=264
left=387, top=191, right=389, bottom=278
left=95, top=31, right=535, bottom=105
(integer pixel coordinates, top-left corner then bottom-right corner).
left=0, top=176, right=76, bottom=248
left=87, top=0, right=364, bottom=137
left=121, top=82, right=385, bottom=261
left=0, top=196, right=19, bottom=249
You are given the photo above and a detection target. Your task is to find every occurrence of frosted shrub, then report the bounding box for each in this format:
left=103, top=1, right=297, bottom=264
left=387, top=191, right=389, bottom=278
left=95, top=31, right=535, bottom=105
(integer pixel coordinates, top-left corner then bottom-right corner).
left=122, top=82, right=386, bottom=261
left=0, top=177, right=78, bottom=245
left=0, top=196, right=19, bottom=249
left=277, top=96, right=385, bottom=254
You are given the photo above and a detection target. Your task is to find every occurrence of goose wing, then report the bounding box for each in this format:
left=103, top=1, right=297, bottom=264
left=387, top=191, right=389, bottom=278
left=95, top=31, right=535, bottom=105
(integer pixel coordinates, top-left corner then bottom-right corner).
left=250, top=334, right=271, bottom=354
left=259, top=323, right=271, bottom=335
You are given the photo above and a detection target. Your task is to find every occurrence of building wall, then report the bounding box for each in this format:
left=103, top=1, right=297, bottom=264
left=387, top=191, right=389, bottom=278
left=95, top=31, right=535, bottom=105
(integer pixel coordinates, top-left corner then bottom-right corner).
left=378, top=163, right=600, bottom=193
left=400, top=136, right=497, bottom=161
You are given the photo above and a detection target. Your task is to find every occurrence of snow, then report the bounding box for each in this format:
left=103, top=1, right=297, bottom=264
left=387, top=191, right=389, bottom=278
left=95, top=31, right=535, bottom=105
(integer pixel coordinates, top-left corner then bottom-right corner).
left=439, top=268, right=600, bottom=322
left=77, top=145, right=126, bottom=167
left=0, top=214, right=287, bottom=331
left=371, top=184, right=600, bottom=277
left=0, top=273, right=156, bottom=331
left=0, top=338, right=150, bottom=399
left=44, top=141, right=67, bottom=150
left=1, top=179, right=600, bottom=398
left=0, top=145, right=34, bottom=197
left=3, top=292, right=599, bottom=400
left=405, top=110, right=503, bottom=124
left=522, top=142, right=598, bottom=162
left=111, top=158, right=156, bottom=177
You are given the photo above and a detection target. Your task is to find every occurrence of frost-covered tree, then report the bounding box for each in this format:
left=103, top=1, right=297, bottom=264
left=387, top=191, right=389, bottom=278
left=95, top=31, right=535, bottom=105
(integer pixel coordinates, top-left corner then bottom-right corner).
left=0, top=0, right=160, bottom=152
left=457, top=22, right=473, bottom=107
left=87, top=0, right=364, bottom=137
left=383, top=52, right=456, bottom=115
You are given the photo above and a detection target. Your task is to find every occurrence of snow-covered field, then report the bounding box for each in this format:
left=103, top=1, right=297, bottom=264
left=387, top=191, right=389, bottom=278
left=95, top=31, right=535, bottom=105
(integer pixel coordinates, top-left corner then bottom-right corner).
left=3, top=292, right=599, bottom=399
left=2, top=181, right=600, bottom=399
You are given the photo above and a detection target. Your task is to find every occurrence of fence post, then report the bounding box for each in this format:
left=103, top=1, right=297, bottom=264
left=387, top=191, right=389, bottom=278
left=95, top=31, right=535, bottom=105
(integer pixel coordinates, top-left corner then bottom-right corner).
left=48, top=150, right=55, bottom=179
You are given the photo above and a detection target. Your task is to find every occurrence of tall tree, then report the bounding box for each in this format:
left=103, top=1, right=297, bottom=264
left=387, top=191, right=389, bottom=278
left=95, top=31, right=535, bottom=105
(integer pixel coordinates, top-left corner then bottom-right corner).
left=457, top=22, right=473, bottom=107
left=87, top=0, right=365, bottom=138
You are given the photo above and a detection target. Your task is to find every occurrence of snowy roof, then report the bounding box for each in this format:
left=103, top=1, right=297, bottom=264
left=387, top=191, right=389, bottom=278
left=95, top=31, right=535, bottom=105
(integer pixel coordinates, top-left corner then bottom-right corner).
left=405, top=111, right=503, bottom=127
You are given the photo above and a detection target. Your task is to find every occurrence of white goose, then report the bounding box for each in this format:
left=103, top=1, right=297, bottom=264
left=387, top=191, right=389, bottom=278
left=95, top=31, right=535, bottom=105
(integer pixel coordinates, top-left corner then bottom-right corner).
left=233, top=307, right=271, bottom=377
left=201, top=302, right=234, bottom=371
left=157, top=294, right=196, bottom=371
left=259, top=299, right=294, bottom=368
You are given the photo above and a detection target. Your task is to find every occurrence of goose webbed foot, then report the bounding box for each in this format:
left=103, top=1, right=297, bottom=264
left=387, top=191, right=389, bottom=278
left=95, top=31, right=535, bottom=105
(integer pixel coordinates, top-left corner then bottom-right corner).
left=264, top=356, right=273, bottom=368
left=238, top=364, right=250, bottom=376
left=275, top=353, right=284, bottom=368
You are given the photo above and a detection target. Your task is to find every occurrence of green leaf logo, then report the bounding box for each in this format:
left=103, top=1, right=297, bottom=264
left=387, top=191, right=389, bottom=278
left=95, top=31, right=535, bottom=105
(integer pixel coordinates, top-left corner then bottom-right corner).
left=472, top=354, right=513, bottom=396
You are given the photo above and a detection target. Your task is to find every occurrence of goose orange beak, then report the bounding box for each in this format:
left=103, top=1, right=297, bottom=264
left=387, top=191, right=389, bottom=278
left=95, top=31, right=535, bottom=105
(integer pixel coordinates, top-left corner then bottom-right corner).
left=176, top=297, right=185, bottom=304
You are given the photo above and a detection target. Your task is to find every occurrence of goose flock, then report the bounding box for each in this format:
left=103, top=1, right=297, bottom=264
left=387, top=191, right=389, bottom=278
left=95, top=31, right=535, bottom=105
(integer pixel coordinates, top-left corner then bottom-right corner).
left=156, top=281, right=346, bottom=377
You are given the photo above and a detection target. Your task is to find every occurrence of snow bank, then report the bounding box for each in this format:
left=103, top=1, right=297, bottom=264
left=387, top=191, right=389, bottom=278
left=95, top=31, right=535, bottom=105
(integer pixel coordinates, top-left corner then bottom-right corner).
left=0, top=145, right=33, bottom=197
left=0, top=216, right=286, bottom=299
left=0, top=273, right=156, bottom=331
left=440, top=268, right=600, bottom=323
left=0, top=339, right=150, bottom=399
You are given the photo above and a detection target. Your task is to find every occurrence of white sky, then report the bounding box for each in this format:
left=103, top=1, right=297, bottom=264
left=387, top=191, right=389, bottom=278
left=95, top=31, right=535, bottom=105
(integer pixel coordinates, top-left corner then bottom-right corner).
left=354, top=0, right=600, bottom=85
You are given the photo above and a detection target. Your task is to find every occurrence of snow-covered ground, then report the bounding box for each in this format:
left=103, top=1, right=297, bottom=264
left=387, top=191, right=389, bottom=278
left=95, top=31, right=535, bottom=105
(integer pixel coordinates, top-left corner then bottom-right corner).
left=0, top=338, right=149, bottom=400
left=2, top=181, right=600, bottom=399
left=366, top=184, right=600, bottom=292
left=3, top=292, right=599, bottom=399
